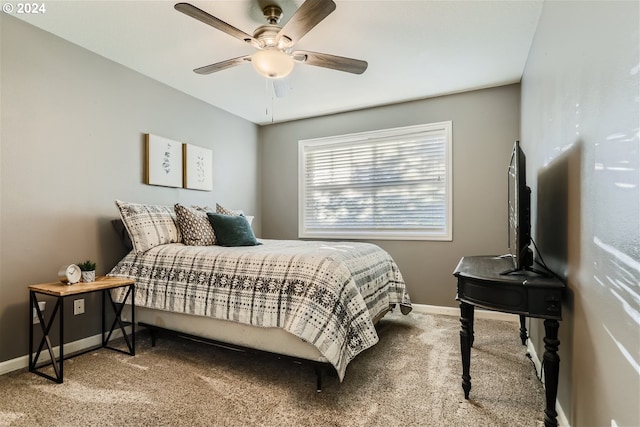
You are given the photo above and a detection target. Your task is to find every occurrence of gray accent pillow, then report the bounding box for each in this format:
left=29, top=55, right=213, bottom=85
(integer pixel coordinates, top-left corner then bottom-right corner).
left=174, top=204, right=216, bottom=246
left=206, top=213, right=260, bottom=247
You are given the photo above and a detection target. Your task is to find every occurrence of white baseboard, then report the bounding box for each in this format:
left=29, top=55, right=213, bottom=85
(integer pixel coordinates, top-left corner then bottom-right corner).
left=0, top=328, right=128, bottom=376
left=410, top=303, right=520, bottom=323
left=527, top=340, right=570, bottom=427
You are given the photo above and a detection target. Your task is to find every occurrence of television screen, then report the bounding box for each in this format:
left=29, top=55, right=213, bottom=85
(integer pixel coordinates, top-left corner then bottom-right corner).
left=506, top=141, right=533, bottom=272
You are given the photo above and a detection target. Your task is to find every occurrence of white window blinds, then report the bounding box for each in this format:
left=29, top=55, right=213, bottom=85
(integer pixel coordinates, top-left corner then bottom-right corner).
left=299, top=121, right=452, bottom=240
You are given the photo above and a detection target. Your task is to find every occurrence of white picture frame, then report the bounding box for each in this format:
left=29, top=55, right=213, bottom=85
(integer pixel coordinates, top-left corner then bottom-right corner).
left=145, top=134, right=183, bottom=188
left=183, top=143, right=213, bottom=191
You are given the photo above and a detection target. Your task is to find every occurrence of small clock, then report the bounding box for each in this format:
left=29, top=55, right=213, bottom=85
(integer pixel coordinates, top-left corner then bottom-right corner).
left=58, top=264, right=81, bottom=284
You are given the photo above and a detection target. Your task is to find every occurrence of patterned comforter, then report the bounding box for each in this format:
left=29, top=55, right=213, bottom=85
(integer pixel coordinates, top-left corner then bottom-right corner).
left=108, top=239, right=412, bottom=380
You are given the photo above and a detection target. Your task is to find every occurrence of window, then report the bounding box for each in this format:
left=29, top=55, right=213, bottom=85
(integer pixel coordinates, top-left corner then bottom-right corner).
left=299, top=121, right=452, bottom=240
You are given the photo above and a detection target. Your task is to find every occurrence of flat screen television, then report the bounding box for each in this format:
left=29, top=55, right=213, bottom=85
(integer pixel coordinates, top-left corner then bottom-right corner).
left=505, top=140, right=533, bottom=273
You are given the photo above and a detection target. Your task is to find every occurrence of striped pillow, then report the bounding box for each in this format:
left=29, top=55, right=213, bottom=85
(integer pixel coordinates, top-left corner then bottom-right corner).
left=115, top=200, right=181, bottom=253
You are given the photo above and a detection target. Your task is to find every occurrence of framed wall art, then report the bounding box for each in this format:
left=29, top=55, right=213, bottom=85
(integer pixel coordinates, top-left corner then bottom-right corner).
left=183, top=143, right=213, bottom=191
left=145, top=134, right=183, bottom=188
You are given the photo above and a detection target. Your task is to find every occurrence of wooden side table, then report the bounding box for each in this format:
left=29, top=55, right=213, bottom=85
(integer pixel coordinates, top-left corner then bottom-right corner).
left=28, top=276, right=135, bottom=383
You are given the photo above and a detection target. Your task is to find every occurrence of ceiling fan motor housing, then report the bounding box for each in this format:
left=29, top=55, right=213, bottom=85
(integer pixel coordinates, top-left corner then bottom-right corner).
left=262, top=5, right=283, bottom=24
left=253, top=25, right=292, bottom=50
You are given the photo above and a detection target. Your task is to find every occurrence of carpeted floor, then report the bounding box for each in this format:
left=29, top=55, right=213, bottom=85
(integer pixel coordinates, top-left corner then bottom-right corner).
left=0, top=311, right=545, bottom=426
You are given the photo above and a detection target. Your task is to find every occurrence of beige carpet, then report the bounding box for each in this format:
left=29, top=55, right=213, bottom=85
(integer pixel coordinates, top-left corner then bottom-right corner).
left=0, top=311, right=545, bottom=426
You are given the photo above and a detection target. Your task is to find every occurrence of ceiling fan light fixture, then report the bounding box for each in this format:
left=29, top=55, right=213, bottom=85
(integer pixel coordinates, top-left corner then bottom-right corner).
left=251, top=49, right=294, bottom=79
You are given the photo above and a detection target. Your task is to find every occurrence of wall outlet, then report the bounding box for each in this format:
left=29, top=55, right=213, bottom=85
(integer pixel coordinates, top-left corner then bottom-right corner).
left=73, top=299, right=85, bottom=315
left=32, top=301, right=46, bottom=324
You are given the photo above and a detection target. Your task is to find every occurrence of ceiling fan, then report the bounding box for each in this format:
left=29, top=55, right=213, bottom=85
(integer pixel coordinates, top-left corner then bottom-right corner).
left=174, top=0, right=368, bottom=82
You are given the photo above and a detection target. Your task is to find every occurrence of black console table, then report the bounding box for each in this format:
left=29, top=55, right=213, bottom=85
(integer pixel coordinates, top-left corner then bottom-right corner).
left=453, top=256, right=564, bottom=427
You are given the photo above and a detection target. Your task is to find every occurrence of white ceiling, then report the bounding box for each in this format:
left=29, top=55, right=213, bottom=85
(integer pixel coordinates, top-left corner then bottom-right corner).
left=14, top=0, right=543, bottom=125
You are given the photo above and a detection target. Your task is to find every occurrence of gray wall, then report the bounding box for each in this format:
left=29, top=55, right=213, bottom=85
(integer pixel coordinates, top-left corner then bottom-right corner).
left=521, top=1, right=639, bottom=426
left=0, top=16, right=259, bottom=362
left=259, top=84, right=521, bottom=306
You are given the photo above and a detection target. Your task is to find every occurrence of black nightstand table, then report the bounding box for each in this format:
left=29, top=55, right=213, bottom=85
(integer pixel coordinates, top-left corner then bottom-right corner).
left=453, top=256, right=564, bottom=427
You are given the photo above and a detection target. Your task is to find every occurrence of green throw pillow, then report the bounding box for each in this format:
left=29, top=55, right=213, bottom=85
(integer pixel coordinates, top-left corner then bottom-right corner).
left=206, top=213, right=260, bottom=247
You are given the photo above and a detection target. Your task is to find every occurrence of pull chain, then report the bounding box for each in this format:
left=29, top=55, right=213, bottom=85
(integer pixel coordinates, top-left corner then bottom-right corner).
left=265, top=78, right=269, bottom=118
left=264, top=78, right=276, bottom=123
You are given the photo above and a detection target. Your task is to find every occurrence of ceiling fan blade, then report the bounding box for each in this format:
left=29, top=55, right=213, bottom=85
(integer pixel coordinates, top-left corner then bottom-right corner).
left=293, top=50, right=368, bottom=75
left=194, top=56, right=251, bottom=75
left=277, top=0, right=336, bottom=44
left=273, top=77, right=292, bottom=98
left=175, top=3, right=257, bottom=46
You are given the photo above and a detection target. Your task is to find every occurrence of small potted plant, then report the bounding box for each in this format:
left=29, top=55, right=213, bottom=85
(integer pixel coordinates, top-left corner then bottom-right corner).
left=78, top=260, right=96, bottom=283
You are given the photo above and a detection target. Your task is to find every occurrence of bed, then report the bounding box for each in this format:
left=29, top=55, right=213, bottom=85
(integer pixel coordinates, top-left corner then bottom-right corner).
left=107, top=201, right=412, bottom=385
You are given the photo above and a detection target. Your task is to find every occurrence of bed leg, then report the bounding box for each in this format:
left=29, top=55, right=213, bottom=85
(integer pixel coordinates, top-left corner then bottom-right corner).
left=150, top=329, right=157, bottom=347
left=315, top=366, right=322, bottom=393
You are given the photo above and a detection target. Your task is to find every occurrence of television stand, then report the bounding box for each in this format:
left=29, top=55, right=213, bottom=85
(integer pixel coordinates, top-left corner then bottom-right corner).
left=500, top=265, right=550, bottom=277
left=453, top=255, right=565, bottom=427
